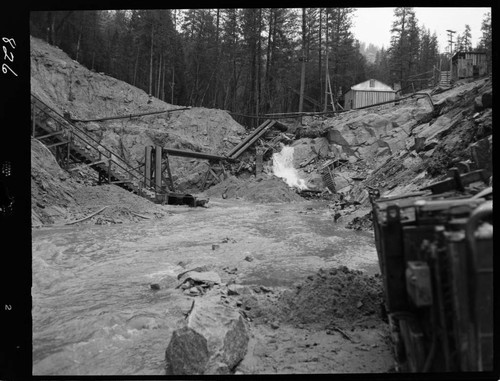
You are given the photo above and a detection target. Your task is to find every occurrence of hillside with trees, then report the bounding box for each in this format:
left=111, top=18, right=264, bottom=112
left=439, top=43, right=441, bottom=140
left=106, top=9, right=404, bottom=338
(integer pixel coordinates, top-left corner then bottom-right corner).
left=29, top=8, right=491, bottom=127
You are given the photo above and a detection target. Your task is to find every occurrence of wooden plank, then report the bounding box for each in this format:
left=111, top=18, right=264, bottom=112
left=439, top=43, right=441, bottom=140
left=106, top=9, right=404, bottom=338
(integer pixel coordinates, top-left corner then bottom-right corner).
left=68, top=159, right=107, bottom=172
left=162, top=153, right=175, bottom=192
left=46, top=140, right=69, bottom=148
left=226, top=119, right=272, bottom=157
left=155, top=145, right=162, bottom=193
left=36, top=130, right=65, bottom=140
left=107, top=158, right=112, bottom=183
left=201, top=168, right=210, bottom=191
left=460, top=169, right=488, bottom=185
left=209, top=168, right=221, bottom=182
left=230, top=120, right=277, bottom=159
left=163, top=148, right=231, bottom=161
left=144, top=146, right=152, bottom=188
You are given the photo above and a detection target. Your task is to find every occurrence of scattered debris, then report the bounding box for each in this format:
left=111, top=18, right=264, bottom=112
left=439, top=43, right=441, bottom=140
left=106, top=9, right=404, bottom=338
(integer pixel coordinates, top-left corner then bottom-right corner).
left=346, top=212, right=373, bottom=231
left=176, top=271, right=221, bottom=295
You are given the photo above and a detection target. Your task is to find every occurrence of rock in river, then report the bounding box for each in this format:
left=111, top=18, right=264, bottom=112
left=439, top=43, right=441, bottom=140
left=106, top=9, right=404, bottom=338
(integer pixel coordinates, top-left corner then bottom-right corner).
left=165, top=292, right=249, bottom=375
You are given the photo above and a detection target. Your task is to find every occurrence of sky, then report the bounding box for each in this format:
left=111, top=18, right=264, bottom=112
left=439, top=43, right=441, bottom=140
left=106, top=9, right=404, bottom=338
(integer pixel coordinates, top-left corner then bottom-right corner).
left=352, top=7, right=491, bottom=52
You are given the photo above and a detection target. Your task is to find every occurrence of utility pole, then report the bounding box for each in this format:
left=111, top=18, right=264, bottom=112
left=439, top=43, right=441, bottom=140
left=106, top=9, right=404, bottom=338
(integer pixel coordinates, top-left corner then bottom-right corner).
left=446, top=29, right=456, bottom=62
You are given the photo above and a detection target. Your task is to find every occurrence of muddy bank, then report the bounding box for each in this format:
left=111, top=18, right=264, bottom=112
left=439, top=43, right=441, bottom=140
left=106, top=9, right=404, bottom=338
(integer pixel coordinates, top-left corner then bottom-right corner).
left=32, top=199, right=392, bottom=375
left=203, top=175, right=305, bottom=203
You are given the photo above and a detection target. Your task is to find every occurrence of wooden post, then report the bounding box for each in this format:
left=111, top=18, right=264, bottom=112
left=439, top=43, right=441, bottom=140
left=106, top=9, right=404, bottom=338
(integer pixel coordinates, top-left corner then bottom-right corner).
left=144, top=146, right=152, bottom=188
left=201, top=165, right=210, bottom=191
left=163, top=153, right=175, bottom=192
left=66, top=142, right=70, bottom=169
left=256, top=148, right=263, bottom=176
left=66, top=131, right=72, bottom=168
left=108, top=157, right=112, bottom=184
left=155, top=145, right=162, bottom=194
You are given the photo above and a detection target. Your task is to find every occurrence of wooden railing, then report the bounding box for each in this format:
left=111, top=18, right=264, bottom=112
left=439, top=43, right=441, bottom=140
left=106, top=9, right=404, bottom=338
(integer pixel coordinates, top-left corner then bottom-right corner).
left=30, top=94, right=162, bottom=198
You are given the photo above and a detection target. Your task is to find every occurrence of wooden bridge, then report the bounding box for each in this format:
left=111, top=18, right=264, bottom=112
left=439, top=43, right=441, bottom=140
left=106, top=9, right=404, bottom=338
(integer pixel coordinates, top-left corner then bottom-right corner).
left=31, top=94, right=283, bottom=201
left=31, top=94, right=180, bottom=203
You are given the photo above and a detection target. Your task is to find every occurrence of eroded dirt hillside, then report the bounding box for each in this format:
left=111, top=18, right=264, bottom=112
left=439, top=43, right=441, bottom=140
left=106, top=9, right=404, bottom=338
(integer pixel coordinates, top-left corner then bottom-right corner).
left=31, top=138, right=169, bottom=227
left=30, top=36, right=246, bottom=192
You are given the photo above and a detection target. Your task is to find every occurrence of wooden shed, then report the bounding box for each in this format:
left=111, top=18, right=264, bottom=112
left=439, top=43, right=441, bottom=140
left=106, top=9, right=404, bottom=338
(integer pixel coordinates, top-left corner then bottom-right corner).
left=451, top=51, right=488, bottom=81
left=344, top=79, right=396, bottom=110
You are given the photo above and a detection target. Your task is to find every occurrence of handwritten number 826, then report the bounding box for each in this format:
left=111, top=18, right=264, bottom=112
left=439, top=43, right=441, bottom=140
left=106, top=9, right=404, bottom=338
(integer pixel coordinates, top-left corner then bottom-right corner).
left=2, top=37, right=17, bottom=77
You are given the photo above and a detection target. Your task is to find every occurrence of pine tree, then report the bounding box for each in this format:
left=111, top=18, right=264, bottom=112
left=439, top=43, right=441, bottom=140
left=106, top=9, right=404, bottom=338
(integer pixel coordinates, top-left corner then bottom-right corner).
left=388, top=7, right=420, bottom=92
left=479, top=12, right=491, bottom=72
left=462, top=24, right=472, bottom=51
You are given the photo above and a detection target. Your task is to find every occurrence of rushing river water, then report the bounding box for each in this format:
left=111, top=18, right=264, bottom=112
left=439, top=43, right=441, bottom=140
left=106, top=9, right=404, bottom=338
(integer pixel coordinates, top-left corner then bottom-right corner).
left=32, top=201, right=378, bottom=375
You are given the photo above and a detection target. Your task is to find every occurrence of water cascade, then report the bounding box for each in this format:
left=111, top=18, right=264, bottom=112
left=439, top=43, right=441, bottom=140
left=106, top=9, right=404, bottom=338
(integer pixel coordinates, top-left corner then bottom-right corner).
left=272, top=145, right=308, bottom=190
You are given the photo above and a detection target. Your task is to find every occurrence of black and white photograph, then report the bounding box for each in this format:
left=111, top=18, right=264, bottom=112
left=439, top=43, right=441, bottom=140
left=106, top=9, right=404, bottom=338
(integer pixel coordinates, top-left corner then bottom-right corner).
left=2, top=5, right=494, bottom=377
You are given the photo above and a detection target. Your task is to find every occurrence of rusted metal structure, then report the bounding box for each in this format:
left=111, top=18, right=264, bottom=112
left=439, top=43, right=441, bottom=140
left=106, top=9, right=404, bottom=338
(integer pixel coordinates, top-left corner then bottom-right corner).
left=344, top=79, right=396, bottom=110
left=369, top=168, right=493, bottom=372
left=451, top=51, right=488, bottom=81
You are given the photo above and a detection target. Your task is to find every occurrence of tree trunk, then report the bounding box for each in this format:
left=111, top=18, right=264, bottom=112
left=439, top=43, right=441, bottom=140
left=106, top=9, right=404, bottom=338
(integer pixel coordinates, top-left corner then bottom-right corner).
left=265, top=8, right=274, bottom=114
left=171, top=67, right=175, bottom=104
left=213, top=8, right=220, bottom=108
left=255, top=8, right=263, bottom=124
left=149, top=25, right=154, bottom=96
left=75, top=13, right=85, bottom=62
left=299, top=8, right=307, bottom=113
left=157, top=52, right=162, bottom=98
left=47, top=12, right=55, bottom=45
left=133, top=46, right=139, bottom=86
left=324, top=9, right=329, bottom=112
left=318, top=8, right=323, bottom=108
left=161, top=58, right=166, bottom=101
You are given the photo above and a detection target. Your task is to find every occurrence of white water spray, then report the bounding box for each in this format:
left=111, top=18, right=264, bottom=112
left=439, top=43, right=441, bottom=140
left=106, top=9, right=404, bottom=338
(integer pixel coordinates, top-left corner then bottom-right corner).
left=272, top=145, right=308, bottom=190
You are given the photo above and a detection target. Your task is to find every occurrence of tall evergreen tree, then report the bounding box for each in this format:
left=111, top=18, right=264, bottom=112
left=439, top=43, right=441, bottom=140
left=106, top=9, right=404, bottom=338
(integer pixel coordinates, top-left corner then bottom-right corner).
left=479, top=12, right=491, bottom=72
left=388, top=7, right=420, bottom=91
left=461, top=24, right=472, bottom=51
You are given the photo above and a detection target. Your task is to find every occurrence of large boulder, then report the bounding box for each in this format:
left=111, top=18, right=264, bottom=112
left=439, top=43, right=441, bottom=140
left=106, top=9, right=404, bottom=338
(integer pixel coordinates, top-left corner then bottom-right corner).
left=165, top=292, right=249, bottom=375
left=469, top=136, right=492, bottom=173
left=325, top=129, right=350, bottom=146
left=165, top=327, right=210, bottom=375
left=290, top=138, right=330, bottom=167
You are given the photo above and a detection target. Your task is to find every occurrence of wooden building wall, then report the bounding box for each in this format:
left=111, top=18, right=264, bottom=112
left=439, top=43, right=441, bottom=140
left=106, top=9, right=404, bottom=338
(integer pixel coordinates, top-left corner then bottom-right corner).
left=344, top=90, right=396, bottom=110
left=452, top=52, right=488, bottom=80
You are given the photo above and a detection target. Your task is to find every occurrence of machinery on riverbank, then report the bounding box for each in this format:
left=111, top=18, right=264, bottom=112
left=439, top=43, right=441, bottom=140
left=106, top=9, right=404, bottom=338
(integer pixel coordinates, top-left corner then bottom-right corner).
left=369, top=186, right=492, bottom=372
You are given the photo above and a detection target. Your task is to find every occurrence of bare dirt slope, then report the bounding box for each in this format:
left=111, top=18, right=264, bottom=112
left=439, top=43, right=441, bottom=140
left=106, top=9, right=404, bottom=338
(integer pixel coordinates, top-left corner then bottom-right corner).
left=31, top=138, right=169, bottom=227
left=30, top=36, right=246, bottom=192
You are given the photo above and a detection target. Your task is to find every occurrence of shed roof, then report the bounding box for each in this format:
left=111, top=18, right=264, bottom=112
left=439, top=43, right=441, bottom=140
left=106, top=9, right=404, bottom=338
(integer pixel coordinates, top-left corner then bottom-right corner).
left=451, top=50, right=487, bottom=61
left=350, top=79, right=395, bottom=92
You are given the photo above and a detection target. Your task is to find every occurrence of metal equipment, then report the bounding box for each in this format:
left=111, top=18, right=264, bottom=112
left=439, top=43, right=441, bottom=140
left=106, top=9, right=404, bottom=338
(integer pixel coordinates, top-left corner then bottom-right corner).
left=369, top=187, right=492, bottom=372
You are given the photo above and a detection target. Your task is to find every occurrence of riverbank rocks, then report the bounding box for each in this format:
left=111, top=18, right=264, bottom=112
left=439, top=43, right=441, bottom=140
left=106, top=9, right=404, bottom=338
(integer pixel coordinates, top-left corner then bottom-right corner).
left=165, top=293, right=250, bottom=375
left=177, top=271, right=222, bottom=295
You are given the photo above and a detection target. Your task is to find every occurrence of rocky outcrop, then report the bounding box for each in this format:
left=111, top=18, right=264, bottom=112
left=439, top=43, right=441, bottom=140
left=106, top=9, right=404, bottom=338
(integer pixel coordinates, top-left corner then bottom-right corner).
left=278, top=76, right=492, bottom=201
left=165, top=292, right=249, bottom=375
